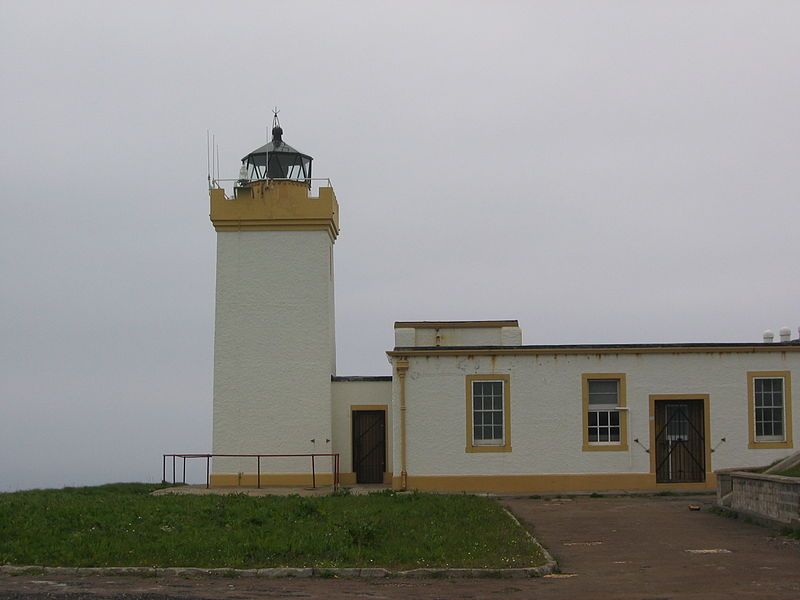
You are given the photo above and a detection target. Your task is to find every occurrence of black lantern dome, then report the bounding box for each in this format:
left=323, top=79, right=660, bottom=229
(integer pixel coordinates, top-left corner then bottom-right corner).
left=240, top=114, right=312, bottom=182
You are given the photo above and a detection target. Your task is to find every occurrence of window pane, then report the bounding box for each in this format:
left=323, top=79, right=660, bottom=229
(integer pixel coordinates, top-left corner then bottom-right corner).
left=599, top=429, right=609, bottom=442
left=610, top=411, right=620, bottom=426
left=589, top=380, right=618, bottom=394
left=588, top=379, right=619, bottom=407
left=610, top=427, right=620, bottom=441
left=754, top=379, right=785, bottom=441
left=472, top=379, right=506, bottom=445
left=589, top=412, right=597, bottom=426
left=599, top=412, right=608, bottom=426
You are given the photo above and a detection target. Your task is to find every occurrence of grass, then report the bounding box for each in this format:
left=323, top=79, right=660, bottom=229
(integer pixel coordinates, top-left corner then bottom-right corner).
left=776, top=465, right=800, bottom=478
left=0, top=484, right=545, bottom=570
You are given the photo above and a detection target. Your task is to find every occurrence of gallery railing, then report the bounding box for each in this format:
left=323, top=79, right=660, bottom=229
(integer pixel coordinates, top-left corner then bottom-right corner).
left=161, top=453, right=340, bottom=491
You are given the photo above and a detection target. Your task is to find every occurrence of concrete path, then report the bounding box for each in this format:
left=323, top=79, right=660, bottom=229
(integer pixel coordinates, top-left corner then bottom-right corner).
left=1, top=494, right=799, bottom=599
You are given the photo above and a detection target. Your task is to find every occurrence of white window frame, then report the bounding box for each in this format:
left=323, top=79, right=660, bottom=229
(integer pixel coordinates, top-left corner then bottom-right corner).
left=471, top=379, right=505, bottom=446
left=753, top=376, right=786, bottom=443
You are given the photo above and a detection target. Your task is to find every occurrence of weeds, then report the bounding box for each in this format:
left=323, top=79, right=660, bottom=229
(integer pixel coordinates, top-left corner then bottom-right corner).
left=0, top=484, right=545, bottom=569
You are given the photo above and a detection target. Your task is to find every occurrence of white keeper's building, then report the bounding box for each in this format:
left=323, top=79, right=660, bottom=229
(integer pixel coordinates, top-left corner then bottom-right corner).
left=208, top=123, right=798, bottom=493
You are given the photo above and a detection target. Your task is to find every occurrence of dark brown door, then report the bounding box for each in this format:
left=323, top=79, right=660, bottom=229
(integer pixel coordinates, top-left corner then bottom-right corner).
left=654, top=400, right=706, bottom=483
left=352, top=410, right=386, bottom=484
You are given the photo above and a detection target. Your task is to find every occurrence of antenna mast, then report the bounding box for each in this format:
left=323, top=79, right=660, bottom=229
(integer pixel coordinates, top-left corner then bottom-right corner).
left=206, top=130, right=211, bottom=189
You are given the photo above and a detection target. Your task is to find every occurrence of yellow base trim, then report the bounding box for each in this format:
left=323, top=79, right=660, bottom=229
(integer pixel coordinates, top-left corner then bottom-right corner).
left=390, top=473, right=717, bottom=494
left=209, top=472, right=392, bottom=487
left=210, top=472, right=336, bottom=487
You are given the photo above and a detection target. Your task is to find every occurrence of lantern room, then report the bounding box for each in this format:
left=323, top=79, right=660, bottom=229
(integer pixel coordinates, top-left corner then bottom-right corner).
left=238, top=115, right=312, bottom=183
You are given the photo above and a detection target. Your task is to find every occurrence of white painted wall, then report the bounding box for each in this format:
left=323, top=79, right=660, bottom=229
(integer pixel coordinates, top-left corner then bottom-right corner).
left=331, top=380, right=393, bottom=476
left=397, top=325, right=523, bottom=348
left=391, top=352, right=798, bottom=477
left=212, top=230, right=336, bottom=474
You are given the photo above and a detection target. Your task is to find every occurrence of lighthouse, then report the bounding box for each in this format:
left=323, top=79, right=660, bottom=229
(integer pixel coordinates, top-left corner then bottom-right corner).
left=209, top=116, right=339, bottom=486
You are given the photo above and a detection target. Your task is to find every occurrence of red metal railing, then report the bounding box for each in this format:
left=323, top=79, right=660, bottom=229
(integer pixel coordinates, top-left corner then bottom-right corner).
left=161, top=453, right=340, bottom=491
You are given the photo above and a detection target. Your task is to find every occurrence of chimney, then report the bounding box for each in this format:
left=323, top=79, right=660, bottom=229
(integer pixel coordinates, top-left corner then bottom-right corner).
left=763, top=330, right=775, bottom=343
left=779, top=327, right=791, bottom=343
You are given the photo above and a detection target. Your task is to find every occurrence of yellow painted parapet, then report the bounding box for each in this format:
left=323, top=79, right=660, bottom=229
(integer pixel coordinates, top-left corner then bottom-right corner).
left=210, top=180, right=339, bottom=240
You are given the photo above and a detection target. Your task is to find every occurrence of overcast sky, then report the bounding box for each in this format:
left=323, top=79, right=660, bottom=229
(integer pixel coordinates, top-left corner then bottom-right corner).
left=1, top=1, right=799, bottom=492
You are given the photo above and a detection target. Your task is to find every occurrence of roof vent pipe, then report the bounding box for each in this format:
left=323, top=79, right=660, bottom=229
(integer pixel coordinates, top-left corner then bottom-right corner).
left=779, top=327, right=791, bottom=342
left=763, top=330, right=775, bottom=343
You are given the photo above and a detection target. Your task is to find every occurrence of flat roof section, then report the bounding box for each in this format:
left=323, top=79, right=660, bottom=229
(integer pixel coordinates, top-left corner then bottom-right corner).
left=394, top=320, right=519, bottom=329
left=387, top=341, right=800, bottom=357
left=331, top=375, right=392, bottom=382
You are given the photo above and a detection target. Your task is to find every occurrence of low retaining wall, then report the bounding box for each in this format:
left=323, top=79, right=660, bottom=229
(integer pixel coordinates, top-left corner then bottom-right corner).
left=717, top=471, right=800, bottom=527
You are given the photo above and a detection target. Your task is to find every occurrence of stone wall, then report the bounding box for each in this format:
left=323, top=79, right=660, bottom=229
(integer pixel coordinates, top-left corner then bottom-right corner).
left=717, top=471, right=800, bottom=527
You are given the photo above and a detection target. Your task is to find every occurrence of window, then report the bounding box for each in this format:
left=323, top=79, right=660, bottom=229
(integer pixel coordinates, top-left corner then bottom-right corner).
left=755, top=378, right=785, bottom=441
left=582, top=373, right=628, bottom=452
left=748, top=371, right=793, bottom=449
left=465, top=374, right=511, bottom=453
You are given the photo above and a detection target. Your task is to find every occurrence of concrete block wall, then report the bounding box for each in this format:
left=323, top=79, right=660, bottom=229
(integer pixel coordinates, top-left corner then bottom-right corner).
left=719, top=471, right=800, bottom=526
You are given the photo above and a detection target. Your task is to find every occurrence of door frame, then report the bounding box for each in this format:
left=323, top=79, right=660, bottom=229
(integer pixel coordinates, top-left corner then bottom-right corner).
left=350, top=404, right=388, bottom=484
left=649, top=394, right=712, bottom=485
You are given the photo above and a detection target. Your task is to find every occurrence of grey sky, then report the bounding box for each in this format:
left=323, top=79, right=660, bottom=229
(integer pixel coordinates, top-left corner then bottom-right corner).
left=1, top=1, right=798, bottom=491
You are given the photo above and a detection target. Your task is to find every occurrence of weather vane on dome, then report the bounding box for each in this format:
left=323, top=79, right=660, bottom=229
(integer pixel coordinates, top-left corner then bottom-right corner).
left=272, top=107, right=281, bottom=130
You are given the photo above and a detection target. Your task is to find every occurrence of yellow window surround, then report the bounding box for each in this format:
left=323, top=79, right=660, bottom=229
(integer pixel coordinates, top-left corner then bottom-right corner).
left=582, top=373, right=629, bottom=452
left=747, top=371, right=793, bottom=449
left=465, top=374, right=512, bottom=453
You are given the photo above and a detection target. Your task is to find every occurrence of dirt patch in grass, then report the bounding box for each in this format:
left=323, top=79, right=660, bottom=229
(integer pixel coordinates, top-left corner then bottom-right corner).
left=0, top=484, right=545, bottom=570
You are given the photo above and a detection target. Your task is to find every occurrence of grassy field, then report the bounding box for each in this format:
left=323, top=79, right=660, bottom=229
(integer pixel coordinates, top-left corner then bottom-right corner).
left=777, top=465, right=800, bottom=478
left=0, top=484, right=545, bottom=569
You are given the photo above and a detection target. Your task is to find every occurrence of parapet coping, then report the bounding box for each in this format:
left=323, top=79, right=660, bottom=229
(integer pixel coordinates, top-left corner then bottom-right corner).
left=718, top=470, right=800, bottom=484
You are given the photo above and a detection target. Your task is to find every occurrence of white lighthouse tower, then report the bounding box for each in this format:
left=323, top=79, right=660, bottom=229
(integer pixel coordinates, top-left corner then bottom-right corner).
left=209, top=116, right=339, bottom=486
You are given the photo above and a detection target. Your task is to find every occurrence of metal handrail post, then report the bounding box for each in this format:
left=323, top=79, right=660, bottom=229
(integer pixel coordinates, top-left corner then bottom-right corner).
left=257, top=456, right=261, bottom=489
left=311, top=455, right=316, bottom=489
left=206, top=456, right=210, bottom=489
left=162, top=455, right=166, bottom=484
left=182, top=457, right=186, bottom=484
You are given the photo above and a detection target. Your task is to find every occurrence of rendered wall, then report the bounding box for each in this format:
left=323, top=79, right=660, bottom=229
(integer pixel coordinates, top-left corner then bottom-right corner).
left=212, top=230, right=335, bottom=478
left=331, top=379, right=393, bottom=484
left=391, top=351, right=798, bottom=491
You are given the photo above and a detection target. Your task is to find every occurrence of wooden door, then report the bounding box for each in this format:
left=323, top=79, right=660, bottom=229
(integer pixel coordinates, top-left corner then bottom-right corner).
left=352, top=410, right=386, bottom=484
left=654, top=400, right=706, bottom=483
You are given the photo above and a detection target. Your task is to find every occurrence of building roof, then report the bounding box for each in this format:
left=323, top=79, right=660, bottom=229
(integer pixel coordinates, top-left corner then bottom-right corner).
left=242, top=139, right=310, bottom=161
left=387, top=340, right=800, bottom=357
left=331, top=375, right=392, bottom=382
left=394, top=320, right=519, bottom=329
